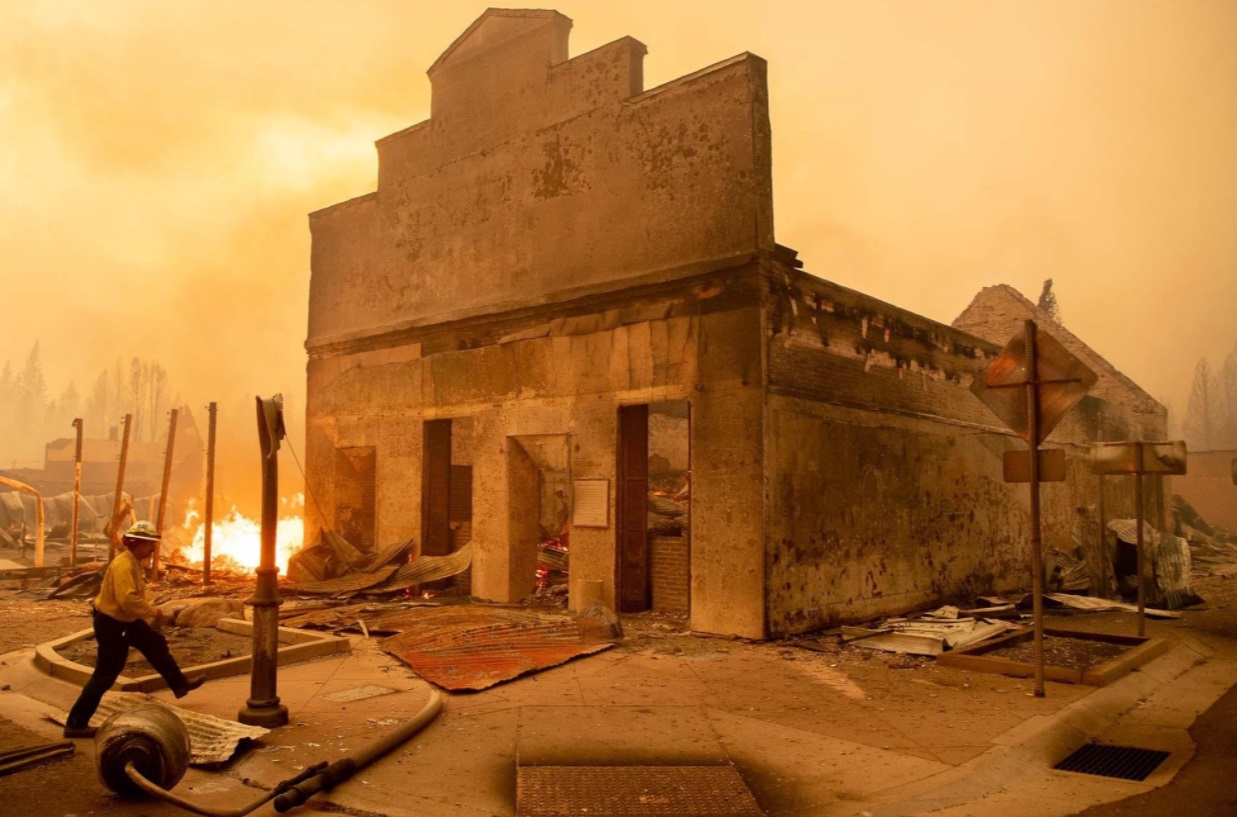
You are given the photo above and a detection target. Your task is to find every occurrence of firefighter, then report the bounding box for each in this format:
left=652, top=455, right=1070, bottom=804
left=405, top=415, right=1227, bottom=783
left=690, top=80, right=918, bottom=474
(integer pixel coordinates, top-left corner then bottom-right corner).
left=63, top=521, right=206, bottom=738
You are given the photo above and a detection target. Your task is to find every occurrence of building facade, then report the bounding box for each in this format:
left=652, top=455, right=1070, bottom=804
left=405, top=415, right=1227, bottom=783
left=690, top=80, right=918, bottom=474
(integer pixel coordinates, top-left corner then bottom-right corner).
left=305, top=10, right=1162, bottom=638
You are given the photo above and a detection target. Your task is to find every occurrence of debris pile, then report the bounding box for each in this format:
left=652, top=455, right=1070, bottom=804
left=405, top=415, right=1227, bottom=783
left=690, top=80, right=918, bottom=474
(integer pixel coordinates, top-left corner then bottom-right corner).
left=536, top=530, right=569, bottom=593
left=815, top=583, right=1191, bottom=659
left=1174, top=494, right=1237, bottom=572
left=647, top=489, right=689, bottom=536
left=1108, top=518, right=1202, bottom=608
left=838, top=605, right=1015, bottom=657
left=0, top=740, right=74, bottom=777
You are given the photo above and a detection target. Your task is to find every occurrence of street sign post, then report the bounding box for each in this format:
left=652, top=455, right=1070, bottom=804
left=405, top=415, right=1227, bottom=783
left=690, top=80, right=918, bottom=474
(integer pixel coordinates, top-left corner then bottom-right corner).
left=973, top=320, right=1097, bottom=697
left=1089, top=441, right=1188, bottom=636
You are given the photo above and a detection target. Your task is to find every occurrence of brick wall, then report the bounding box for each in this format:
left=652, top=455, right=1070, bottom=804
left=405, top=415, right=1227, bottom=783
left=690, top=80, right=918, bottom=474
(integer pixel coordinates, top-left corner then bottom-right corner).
left=650, top=534, right=690, bottom=614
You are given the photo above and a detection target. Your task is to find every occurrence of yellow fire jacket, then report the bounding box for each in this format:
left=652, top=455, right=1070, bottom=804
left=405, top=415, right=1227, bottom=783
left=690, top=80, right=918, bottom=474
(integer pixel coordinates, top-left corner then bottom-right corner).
left=94, top=549, right=159, bottom=624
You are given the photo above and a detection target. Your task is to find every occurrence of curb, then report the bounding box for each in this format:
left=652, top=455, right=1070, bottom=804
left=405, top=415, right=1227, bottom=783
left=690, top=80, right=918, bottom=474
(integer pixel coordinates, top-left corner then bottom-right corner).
left=863, top=637, right=1216, bottom=816
left=31, top=618, right=351, bottom=692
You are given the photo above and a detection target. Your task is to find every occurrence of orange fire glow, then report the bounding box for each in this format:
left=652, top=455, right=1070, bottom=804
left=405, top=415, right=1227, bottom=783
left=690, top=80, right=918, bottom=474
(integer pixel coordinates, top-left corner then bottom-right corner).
left=180, top=495, right=304, bottom=573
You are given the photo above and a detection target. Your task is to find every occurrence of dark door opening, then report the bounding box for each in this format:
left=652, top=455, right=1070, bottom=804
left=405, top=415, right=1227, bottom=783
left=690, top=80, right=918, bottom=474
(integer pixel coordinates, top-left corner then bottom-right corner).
left=617, top=404, right=650, bottom=613
left=616, top=402, right=692, bottom=616
left=422, top=418, right=475, bottom=555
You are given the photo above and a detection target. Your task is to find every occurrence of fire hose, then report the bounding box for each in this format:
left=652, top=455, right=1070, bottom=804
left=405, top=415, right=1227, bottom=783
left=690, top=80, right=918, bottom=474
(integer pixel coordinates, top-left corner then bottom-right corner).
left=114, top=689, right=442, bottom=816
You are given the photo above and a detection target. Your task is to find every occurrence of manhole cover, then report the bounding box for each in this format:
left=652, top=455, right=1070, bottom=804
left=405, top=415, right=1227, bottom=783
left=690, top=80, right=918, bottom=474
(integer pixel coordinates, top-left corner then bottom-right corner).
left=518, top=765, right=763, bottom=816
left=1054, top=743, right=1170, bottom=781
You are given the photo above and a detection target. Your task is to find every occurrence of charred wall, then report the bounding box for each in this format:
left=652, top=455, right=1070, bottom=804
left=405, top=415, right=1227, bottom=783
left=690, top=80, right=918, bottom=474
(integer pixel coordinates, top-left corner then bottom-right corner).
left=761, top=271, right=1114, bottom=636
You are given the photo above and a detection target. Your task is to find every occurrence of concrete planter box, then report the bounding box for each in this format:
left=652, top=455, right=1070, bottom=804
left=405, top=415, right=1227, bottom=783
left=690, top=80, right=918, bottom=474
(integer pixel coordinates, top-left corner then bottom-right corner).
left=936, top=627, right=1168, bottom=686
left=35, top=617, right=350, bottom=692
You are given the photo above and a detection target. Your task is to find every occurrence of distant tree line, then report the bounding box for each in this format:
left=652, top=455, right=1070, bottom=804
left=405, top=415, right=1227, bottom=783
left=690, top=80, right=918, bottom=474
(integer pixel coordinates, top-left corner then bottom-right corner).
left=0, top=343, right=176, bottom=468
left=1184, top=338, right=1237, bottom=451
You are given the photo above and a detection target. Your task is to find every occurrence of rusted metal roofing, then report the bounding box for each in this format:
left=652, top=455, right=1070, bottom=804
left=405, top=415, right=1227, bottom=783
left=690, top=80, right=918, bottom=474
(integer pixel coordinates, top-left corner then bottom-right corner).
left=290, top=543, right=475, bottom=597
left=289, top=564, right=399, bottom=595
left=378, top=605, right=615, bottom=691
left=280, top=602, right=372, bottom=629
left=377, top=542, right=473, bottom=592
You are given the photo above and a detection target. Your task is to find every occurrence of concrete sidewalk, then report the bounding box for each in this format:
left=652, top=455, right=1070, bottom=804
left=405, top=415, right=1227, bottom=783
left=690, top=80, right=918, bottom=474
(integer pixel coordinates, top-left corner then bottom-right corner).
left=0, top=613, right=1232, bottom=817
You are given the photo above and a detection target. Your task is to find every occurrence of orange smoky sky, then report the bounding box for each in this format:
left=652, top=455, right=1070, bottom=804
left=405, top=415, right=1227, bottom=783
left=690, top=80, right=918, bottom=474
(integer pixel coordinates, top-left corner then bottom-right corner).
left=2, top=0, right=1235, bottom=457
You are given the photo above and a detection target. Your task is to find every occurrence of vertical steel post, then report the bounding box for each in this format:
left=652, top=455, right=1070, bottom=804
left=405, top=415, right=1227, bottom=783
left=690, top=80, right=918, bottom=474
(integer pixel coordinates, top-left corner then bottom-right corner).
left=71, top=418, right=83, bottom=568
left=34, top=494, right=45, bottom=568
left=204, top=402, right=217, bottom=586
left=153, top=409, right=178, bottom=580
left=1134, top=446, right=1146, bottom=638
left=1025, top=319, right=1046, bottom=698
left=110, top=414, right=133, bottom=561
left=239, top=395, right=289, bottom=728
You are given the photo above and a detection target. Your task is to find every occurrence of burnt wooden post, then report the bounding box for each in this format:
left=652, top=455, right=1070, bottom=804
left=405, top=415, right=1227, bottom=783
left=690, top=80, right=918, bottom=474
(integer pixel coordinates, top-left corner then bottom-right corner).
left=239, top=394, right=289, bottom=728
left=152, top=408, right=178, bottom=579
left=109, top=414, right=133, bottom=561
left=70, top=418, right=83, bottom=568
left=204, top=401, right=217, bottom=585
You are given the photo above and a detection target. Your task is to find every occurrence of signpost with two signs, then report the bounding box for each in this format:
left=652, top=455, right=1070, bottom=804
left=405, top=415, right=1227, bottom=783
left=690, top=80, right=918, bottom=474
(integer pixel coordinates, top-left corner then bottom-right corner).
left=972, top=320, right=1098, bottom=697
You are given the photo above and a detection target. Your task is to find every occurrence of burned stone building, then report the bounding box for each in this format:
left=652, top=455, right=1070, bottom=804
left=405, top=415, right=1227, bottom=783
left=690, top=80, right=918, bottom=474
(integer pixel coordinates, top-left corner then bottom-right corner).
left=304, top=9, right=1164, bottom=639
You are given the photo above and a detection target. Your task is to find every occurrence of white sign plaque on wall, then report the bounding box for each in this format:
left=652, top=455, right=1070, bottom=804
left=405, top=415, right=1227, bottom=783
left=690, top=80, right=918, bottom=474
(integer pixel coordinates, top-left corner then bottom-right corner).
left=572, top=479, right=610, bottom=528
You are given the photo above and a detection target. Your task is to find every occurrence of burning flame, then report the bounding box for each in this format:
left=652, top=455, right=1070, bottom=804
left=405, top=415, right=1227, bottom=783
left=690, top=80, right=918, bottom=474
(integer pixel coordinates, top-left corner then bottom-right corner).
left=180, top=495, right=305, bottom=573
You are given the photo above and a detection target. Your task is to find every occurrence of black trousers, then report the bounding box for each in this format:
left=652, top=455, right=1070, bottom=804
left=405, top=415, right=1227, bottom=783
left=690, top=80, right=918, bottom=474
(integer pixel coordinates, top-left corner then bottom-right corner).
left=66, top=607, right=190, bottom=729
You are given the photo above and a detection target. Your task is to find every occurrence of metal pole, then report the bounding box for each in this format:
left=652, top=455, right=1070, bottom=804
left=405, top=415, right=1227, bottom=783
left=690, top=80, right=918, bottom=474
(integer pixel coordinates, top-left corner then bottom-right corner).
left=71, top=418, right=83, bottom=568
left=204, top=402, right=217, bottom=586
left=239, top=395, right=288, bottom=728
left=110, top=414, right=133, bottom=561
left=1025, top=319, right=1046, bottom=698
left=1135, top=451, right=1146, bottom=638
left=153, top=408, right=178, bottom=580
left=34, top=495, right=44, bottom=568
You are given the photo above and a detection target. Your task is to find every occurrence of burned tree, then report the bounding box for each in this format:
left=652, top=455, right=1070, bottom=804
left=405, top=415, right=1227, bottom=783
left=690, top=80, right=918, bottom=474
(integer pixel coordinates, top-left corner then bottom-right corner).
left=1184, top=358, right=1227, bottom=451
left=1037, top=278, right=1062, bottom=323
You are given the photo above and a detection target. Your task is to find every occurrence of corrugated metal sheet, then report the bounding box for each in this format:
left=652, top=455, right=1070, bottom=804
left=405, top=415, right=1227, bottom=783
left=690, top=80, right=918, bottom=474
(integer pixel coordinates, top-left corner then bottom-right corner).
left=280, top=603, right=371, bottom=629
left=1107, top=519, right=1200, bottom=608
left=378, top=605, right=615, bottom=691
left=289, top=565, right=399, bottom=595
left=379, top=542, right=473, bottom=592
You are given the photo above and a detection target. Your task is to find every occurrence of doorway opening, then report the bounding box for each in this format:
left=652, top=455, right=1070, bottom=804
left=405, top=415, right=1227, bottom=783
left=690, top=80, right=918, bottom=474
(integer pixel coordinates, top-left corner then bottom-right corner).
left=508, top=434, right=571, bottom=600
left=616, top=401, right=690, bottom=615
left=420, top=418, right=475, bottom=597
left=421, top=418, right=475, bottom=557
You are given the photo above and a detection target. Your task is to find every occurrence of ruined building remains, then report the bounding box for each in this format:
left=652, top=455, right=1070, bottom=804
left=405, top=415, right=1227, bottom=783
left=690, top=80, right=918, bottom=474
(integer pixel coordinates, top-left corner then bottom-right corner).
left=305, top=10, right=1164, bottom=638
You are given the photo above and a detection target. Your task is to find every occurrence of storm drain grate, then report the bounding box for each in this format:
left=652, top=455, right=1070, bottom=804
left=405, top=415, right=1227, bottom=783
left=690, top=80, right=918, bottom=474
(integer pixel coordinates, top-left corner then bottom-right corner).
left=518, top=765, right=764, bottom=817
left=1053, top=743, right=1170, bottom=781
